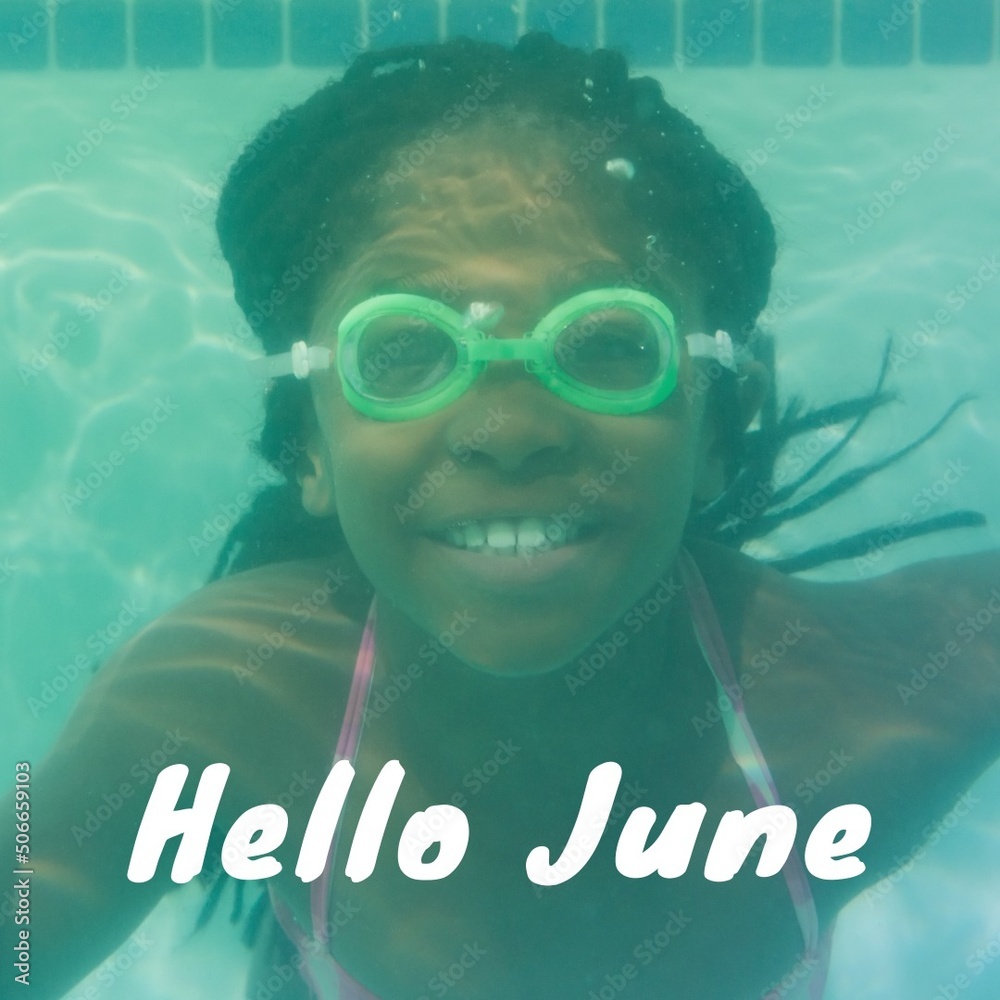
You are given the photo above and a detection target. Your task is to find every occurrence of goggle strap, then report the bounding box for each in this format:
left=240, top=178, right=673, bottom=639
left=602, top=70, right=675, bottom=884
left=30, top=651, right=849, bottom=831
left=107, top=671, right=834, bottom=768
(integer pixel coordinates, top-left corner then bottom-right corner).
left=253, top=334, right=742, bottom=380
left=249, top=341, right=333, bottom=380
left=684, top=331, right=743, bottom=373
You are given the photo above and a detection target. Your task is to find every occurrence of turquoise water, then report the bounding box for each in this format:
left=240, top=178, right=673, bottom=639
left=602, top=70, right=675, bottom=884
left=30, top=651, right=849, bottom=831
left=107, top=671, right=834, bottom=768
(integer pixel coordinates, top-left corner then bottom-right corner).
left=3, top=33, right=1000, bottom=1000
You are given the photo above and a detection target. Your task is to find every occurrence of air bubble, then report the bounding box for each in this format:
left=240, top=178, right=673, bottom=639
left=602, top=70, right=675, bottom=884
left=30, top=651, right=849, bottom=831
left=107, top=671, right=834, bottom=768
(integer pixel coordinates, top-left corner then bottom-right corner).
left=605, top=158, right=636, bottom=181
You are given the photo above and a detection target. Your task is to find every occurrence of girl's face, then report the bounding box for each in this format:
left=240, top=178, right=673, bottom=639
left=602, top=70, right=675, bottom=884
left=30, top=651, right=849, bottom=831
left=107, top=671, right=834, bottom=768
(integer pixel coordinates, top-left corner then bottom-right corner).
left=298, top=163, right=728, bottom=675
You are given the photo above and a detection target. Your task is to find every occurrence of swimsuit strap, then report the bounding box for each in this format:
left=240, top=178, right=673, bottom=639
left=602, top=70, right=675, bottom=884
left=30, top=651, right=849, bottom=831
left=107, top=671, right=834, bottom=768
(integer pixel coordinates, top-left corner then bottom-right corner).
left=267, top=600, right=380, bottom=1000
left=677, top=548, right=830, bottom=999
left=312, top=599, right=379, bottom=945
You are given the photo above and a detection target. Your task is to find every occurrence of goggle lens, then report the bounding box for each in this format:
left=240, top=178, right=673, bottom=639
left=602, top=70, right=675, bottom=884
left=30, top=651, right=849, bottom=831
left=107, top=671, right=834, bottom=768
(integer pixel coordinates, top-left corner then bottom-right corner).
left=353, top=316, right=457, bottom=401
left=552, top=308, right=667, bottom=391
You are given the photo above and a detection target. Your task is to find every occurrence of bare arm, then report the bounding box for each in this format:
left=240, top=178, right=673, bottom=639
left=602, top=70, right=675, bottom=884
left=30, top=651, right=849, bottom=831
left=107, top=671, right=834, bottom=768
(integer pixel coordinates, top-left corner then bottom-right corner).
left=1, top=605, right=250, bottom=996
left=2, top=557, right=360, bottom=998
left=870, top=547, right=1000, bottom=755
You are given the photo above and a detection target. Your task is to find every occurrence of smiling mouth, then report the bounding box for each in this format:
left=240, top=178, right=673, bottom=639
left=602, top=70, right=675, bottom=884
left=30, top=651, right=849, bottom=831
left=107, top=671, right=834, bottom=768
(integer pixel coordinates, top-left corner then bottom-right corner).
left=437, top=516, right=599, bottom=557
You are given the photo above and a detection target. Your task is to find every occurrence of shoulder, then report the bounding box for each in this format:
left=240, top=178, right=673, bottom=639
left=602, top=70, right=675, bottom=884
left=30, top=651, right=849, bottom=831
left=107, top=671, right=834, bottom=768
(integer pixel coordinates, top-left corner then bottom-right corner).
left=99, top=554, right=369, bottom=685
left=692, top=540, right=1000, bottom=720
left=18, top=557, right=371, bottom=994
left=67, top=555, right=371, bottom=803
left=691, top=541, right=1000, bottom=905
left=852, top=549, right=1000, bottom=730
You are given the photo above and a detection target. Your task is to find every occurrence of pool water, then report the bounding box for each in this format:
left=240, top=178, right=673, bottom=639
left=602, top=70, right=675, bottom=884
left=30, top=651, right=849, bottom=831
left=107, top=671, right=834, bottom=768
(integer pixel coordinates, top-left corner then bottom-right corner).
left=3, top=7, right=1000, bottom=999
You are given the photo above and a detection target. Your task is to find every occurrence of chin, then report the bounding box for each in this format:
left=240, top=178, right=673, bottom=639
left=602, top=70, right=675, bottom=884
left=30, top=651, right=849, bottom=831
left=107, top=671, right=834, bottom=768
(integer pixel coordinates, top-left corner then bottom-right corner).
left=444, top=626, right=609, bottom=680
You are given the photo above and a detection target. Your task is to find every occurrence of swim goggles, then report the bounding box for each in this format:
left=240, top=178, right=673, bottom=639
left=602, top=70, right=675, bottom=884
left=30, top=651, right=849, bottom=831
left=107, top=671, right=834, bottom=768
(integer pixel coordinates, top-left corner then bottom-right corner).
left=249, top=288, right=742, bottom=420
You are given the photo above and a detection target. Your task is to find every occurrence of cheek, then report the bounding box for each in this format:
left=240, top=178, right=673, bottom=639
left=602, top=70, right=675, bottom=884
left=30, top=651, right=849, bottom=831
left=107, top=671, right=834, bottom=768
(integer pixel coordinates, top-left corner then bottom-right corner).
left=321, top=407, right=439, bottom=571
left=629, top=378, right=706, bottom=501
left=632, top=426, right=701, bottom=542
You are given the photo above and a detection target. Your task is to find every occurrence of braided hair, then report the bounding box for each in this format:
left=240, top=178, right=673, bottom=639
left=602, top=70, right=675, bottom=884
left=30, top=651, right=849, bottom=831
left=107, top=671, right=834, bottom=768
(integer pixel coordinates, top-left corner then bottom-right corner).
left=210, top=33, right=980, bottom=584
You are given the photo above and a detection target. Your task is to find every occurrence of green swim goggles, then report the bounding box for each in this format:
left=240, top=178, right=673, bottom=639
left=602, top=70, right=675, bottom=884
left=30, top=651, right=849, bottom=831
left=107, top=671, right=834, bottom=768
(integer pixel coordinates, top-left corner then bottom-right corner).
left=252, top=288, right=741, bottom=420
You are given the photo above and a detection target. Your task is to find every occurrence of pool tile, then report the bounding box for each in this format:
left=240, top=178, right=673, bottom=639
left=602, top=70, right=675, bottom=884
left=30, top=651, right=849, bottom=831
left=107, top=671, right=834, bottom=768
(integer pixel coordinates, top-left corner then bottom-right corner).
left=366, top=0, right=440, bottom=50
left=211, top=0, right=282, bottom=68
left=525, top=0, right=598, bottom=51
left=920, top=0, right=993, bottom=64
left=447, top=1, right=519, bottom=45
left=605, top=0, right=676, bottom=66
left=0, top=2, right=49, bottom=70
left=761, top=0, right=834, bottom=65
left=56, top=0, right=127, bottom=70
left=289, top=0, right=358, bottom=66
left=841, top=0, right=913, bottom=66
left=681, top=0, right=754, bottom=66
left=134, top=0, right=205, bottom=69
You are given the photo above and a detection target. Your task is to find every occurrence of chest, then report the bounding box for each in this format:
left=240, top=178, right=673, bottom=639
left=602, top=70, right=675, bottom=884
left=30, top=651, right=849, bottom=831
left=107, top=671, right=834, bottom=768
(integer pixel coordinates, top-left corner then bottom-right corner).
left=264, top=728, right=828, bottom=999
left=244, top=568, right=948, bottom=998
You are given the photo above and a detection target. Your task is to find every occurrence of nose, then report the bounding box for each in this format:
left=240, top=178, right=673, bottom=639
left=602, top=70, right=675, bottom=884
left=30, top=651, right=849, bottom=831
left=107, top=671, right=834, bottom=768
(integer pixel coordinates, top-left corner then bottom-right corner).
left=443, top=365, right=580, bottom=475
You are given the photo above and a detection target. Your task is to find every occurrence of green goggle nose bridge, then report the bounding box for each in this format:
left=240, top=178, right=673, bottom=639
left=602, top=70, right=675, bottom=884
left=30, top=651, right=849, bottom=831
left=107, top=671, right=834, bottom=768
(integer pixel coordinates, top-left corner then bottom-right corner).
left=335, top=288, right=683, bottom=421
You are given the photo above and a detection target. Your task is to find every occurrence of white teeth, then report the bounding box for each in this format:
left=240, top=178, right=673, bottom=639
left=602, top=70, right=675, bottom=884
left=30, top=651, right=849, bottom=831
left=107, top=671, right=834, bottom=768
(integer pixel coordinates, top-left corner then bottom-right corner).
left=514, top=518, right=547, bottom=553
left=443, top=516, right=583, bottom=555
left=486, top=521, right=517, bottom=555
left=463, top=522, right=487, bottom=549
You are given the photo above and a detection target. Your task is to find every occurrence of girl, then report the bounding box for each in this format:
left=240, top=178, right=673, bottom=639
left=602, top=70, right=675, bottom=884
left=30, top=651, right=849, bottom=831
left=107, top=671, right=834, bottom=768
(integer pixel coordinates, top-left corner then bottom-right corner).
left=7, top=34, right=999, bottom=1000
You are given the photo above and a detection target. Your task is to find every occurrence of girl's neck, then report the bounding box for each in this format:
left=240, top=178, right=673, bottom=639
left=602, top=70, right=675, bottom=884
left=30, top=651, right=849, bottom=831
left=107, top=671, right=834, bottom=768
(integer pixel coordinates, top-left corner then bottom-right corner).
left=365, top=570, right=720, bottom=771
